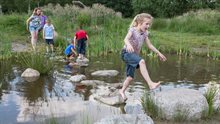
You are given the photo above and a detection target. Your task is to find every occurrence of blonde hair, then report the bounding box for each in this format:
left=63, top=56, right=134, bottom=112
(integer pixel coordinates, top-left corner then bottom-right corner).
left=129, top=13, right=153, bottom=28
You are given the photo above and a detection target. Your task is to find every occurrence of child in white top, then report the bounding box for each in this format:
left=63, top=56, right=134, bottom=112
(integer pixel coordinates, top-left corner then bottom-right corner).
left=43, top=19, right=55, bottom=53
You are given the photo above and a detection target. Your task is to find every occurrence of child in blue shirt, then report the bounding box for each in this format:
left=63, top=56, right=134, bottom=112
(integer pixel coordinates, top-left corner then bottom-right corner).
left=64, top=40, right=77, bottom=60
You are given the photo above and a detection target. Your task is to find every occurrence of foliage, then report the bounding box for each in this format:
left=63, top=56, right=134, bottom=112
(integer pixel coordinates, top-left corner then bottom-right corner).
left=1, top=0, right=219, bottom=18
left=0, top=33, right=12, bottom=59
left=204, top=85, right=218, bottom=118
left=131, top=0, right=220, bottom=18
left=16, top=52, right=54, bottom=75
left=1, top=5, right=220, bottom=59
left=152, top=10, right=220, bottom=34
left=173, top=104, right=189, bottom=122
left=141, top=93, right=160, bottom=118
left=81, top=0, right=133, bottom=17
left=76, top=12, right=91, bottom=26
left=54, top=36, right=69, bottom=55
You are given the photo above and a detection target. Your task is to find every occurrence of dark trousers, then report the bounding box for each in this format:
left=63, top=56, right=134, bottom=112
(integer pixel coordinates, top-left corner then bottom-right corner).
left=77, top=38, right=87, bottom=55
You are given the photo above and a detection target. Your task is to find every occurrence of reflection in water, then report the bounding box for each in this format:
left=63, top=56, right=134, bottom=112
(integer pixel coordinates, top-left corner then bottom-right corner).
left=0, top=54, right=220, bottom=123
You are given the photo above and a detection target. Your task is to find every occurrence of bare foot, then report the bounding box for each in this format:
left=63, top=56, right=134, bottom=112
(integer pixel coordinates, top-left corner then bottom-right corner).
left=149, top=81, right=161, bottom=90
left=119, top=89, right=127, bottom=101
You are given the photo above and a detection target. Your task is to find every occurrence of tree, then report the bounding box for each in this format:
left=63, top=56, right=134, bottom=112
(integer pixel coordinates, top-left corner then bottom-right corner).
left=132, top=0, right=220, bottom=18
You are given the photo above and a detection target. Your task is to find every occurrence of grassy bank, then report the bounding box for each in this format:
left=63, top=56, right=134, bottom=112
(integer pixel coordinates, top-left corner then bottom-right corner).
left=0, top=4, right=220, bottom=59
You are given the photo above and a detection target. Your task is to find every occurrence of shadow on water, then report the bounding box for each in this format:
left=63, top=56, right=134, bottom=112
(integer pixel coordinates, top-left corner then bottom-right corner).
left=0, top=53, right=220, bottom=123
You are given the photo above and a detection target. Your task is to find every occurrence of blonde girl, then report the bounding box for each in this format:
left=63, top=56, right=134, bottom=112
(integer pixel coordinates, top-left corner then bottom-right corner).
left=26, top=8, right=41, bottom=51
left=119, top=13, right=167, bottom=101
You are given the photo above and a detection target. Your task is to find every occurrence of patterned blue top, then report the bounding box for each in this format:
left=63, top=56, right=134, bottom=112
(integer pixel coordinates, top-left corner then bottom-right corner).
left=43, top=24, right=55, bottom=39
left=123, top=27, right=148, bottom=54
left=29, top=15, right=41, bottom=28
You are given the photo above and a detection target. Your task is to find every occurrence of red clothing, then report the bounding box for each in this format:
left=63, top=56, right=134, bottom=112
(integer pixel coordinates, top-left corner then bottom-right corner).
left=75, top=30, right=87, bottom=40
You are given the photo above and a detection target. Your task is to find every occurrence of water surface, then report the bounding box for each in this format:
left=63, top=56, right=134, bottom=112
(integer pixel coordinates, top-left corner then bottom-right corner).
left=0, top=54, right=220, bottom=124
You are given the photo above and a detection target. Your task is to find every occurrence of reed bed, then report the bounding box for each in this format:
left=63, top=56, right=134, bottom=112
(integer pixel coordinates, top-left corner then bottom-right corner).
left=1, top=4, right=220, bottom=59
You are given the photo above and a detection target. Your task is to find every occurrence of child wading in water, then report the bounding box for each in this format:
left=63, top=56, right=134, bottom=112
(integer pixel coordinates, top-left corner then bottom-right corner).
left=74, top=26, right=89, bottom=59
left=64, top=40, right=77, bottom=60
left=43, top=19, right=55, bottom=54
left=119, top=13, right=167, bottom=101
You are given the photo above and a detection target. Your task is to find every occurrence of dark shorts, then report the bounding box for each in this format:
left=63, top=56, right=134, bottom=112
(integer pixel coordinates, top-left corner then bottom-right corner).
left=77, top=38, right=87, bottom=55
left=66, top=52, right=75, bottom=57
left=121, top=49, right=142, bottom=78
left=45, top=39, right=54, bottom=45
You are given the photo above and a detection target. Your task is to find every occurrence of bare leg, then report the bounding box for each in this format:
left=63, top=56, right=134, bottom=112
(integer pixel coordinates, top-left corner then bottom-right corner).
left=46, top=46, right=49, bottom=53
left=119, top=76, right=133, bottom=100
left=50, top=44, right=54, bottom=53
left=31, top=31, right=38, bottom=51
left=139, top=59, right=160, bottom=90
left=31, top=31, right=36, bottom=51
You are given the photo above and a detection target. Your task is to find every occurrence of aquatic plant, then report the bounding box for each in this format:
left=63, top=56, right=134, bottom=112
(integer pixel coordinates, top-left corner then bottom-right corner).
left=0, top=33, right=12, bottom=59
left=141, top=93, right=161, bottom=119
left=204, top=85, right=218, bottom=118
left=16, top=52, right=53, bottom=75
left=173, top=104, right=190, bottom=122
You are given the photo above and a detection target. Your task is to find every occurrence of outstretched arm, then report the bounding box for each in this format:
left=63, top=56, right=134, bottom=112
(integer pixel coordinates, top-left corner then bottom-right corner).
left=71, top=47, right=77, bottom=55
left=145, top=37, right=167, bottom=61
left=124, top=31, right=134, bottom=53
left=26, top=17, right=31, bottom=31
left=73, top=36, right=77, bottom=48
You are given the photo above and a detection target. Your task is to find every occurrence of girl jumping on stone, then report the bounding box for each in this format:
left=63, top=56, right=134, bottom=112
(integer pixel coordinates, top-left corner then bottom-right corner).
left=119, top=13, right=167, bottom=101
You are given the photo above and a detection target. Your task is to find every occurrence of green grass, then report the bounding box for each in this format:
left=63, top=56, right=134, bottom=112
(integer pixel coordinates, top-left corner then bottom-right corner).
left=204, top=85, right=218, bottom=118
left=1, top=6, right=220, bottom=59
left=16, top=52, right=54, bottom=75
left=152, top=9, right=220, bottom=35
left=141, top=93, right=161, bottom=119
left=150, top=31, right=220, bottom=58
left=173, top=104, right=190, bottom=122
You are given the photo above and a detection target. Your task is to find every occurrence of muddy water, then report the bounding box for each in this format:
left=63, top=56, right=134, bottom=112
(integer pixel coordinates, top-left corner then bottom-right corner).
left=0, top=54, right=220, bottom=124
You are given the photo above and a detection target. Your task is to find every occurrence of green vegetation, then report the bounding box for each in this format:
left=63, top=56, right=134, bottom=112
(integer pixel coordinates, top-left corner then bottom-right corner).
left=141, top=93, right=161, bottom=119
left=0, top=58, right=12, bottom=87
left=1, top=0, right=219, bottom=18
left=173, top=104, right=190, bottom=122
left=16, top=53, right=53, bottom=75
left=0, top=4, right=220, bottom=59
left=204, top=85, right=218, bottom=118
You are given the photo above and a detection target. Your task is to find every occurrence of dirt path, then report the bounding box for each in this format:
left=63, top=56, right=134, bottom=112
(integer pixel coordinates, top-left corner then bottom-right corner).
left=11, top=42, right=30, bottom=52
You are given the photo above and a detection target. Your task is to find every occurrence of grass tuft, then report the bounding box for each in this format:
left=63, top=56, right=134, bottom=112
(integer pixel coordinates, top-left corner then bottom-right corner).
left=16, top=52, right=54, bottom=75
left=141, top=92, right=160, bottom=119
left=204, top=85, right=218, bottom=118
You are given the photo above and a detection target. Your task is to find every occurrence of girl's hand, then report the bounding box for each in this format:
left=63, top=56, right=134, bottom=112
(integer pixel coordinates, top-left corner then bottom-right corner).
left=158, top=53, right=167, bottom=61
left=126, top=44, right=134, bottom=53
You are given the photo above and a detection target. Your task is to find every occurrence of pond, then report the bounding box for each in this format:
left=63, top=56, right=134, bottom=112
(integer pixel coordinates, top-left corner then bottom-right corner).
left=0, top=53, right=220, bottom=124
